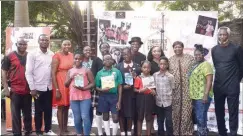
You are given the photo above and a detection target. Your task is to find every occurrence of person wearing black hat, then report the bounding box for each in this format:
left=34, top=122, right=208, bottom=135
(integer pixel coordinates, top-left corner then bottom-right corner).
left=119, top=37, right=146, bottom=67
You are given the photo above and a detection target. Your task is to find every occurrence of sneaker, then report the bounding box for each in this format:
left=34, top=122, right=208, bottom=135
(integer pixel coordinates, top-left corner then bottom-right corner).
left=43, top=130, right=56, bottom=135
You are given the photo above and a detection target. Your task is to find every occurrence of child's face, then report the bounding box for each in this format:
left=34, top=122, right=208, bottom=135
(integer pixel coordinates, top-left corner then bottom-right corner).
left=159, top=59, right=168, bottom=71
left=74, top=54, right=83, bottom=67
left=141, top=63, right=151, bottom=75
left=103, top=55, right=113, bottom=67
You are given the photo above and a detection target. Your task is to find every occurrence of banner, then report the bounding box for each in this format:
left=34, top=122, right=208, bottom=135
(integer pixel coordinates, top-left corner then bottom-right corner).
left=96, top=11, right=243, bottom=135
left=5, top=27, right=51, bottom=131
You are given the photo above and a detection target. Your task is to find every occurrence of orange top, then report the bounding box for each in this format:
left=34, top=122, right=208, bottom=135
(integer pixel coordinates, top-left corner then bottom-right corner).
left=52, top=52, right=73, bottom=107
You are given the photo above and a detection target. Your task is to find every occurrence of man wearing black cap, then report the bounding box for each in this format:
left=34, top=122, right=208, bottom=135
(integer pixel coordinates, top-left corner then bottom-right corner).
left=120, top=37, right=146, bottom=66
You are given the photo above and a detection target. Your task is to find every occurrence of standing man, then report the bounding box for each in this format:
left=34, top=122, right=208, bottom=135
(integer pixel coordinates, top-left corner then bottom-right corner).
left=25, top=34, right=55, bottom=136
left=120, top=37, right=146, bottom=66
left=2, top=37, right=32, bottom=136
left=212, top=27, right=243, bottom=136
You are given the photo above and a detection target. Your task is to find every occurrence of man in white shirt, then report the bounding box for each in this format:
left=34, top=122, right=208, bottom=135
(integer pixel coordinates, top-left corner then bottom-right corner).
left=25, top=34, right=55, bottom=136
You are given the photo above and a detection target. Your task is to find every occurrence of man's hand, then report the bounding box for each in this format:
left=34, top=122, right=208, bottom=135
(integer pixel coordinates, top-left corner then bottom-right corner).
left=55, top=90, right=62, bottom=100
left=30, top=90, right=38, bottom=99
left=116, top=101, right=121, bottom=111
left=4, top=88, right=11, bottom=98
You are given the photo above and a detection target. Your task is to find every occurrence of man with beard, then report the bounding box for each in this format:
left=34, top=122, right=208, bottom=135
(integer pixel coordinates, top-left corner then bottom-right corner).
left=25, top=34, right=55, bottom=136
left=211, top=27, right=243, bottom=136
left=2, top=36, right=32, bottom=136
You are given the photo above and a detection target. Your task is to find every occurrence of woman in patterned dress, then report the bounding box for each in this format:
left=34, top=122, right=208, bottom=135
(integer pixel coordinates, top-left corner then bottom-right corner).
left=169, top=41, right=195, bottom=135
left=51, top=40, right=74, bottom=135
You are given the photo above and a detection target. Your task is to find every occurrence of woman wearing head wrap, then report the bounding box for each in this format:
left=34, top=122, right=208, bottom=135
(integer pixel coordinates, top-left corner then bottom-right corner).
left=188, top=44, right=214, bottom=136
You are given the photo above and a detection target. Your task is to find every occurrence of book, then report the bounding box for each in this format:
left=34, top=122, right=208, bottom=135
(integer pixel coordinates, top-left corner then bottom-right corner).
left=142, top=76, right=155, bottom=89
left=101, top=75, right=115, bottom=89
left=124, top=73, right=133, bottom=85
left=74, top=74, right=84, bottom=87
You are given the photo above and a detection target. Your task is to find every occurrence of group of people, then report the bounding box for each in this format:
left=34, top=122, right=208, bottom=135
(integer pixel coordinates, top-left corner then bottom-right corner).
left=1, top=26, right=243, bottom=136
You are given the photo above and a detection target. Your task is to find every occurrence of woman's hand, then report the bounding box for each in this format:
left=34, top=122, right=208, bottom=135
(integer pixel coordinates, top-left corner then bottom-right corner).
left=202, top=93, right=209, bottom=103
left=55, top=90, right=62, bottom=100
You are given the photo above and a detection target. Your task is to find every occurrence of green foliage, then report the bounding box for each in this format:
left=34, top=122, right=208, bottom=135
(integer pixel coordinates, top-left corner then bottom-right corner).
left=105, top=1, right=133, bottom=11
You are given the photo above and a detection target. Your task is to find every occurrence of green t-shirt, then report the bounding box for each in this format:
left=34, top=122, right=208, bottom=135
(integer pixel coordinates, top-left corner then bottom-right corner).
left=95, top=67, right=123, bottom=94
left=189, top=61, right=214, bottom=99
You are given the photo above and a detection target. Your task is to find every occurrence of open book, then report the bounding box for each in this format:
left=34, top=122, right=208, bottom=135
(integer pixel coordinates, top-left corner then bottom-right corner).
left=101, top=75, right=115, bottom=89
left=142, top=76, right=155, bottom=89
left=74, top=74, right=84, bottom=87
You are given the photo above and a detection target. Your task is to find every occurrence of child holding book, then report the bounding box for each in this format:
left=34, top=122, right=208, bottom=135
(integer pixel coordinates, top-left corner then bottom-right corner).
left=134, top=60, right=156, bottom=136
left=153, top=56, right=174, bottom=136
left=64, top=52, right=95, bottom=136
left=95, top=54, right=123, bottom=136
left=116, top=47, right=141, bottom=136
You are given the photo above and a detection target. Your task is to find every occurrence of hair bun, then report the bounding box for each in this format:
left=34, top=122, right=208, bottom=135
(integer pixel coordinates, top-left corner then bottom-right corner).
left=194, top=44, right=203, bottom=49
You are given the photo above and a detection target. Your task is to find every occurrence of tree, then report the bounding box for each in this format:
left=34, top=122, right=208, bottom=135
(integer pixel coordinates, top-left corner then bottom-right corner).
left=14, top=1, right=29, bottom=27
left=104, top=1, right=134, bottom=10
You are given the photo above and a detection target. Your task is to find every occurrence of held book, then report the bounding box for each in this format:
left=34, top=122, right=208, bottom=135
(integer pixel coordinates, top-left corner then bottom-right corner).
left=101, top=75, right=115, bottom=89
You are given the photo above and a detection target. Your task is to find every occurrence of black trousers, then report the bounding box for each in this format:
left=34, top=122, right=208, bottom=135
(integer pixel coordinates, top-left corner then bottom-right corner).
left=156, top=105, right=173, bottom=136
left=10, top=92, right=32, bottom=136
left=34, top=90, right=52, bottom=134
left=214, top=91, right=239, bottom=136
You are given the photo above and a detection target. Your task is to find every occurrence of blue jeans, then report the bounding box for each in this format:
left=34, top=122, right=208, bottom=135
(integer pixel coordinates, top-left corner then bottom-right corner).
left=193, top=97, right=212, bottom=136
left=70, top=99, right=91, bottom=135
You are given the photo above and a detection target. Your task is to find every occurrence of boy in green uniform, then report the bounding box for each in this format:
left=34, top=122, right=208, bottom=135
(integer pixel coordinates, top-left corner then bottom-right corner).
left=95, top=54, right=123, bottom=136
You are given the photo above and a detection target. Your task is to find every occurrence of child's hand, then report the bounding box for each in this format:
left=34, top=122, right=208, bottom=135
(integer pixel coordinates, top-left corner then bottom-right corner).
left=149, top=89, right=156, bottom=96
left=73, top=85, right=84, bottom=90
left=124, top=85, right=131, bottom=89
left=102, top=87, right=111, bottom=92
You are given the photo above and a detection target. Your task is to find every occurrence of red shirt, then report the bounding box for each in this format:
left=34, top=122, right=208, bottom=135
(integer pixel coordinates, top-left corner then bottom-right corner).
left=1, top=51, right=30, bottom=94
left=134, top=76, right=152, bottom=94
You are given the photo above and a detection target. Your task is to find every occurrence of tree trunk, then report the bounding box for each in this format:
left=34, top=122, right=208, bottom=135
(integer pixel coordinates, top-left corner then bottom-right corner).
left=14, top=1, right=29, bottom=27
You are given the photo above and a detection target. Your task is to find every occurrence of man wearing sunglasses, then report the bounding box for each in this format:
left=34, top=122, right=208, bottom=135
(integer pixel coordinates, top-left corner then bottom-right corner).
left=1, top=36, right=32, bottom=136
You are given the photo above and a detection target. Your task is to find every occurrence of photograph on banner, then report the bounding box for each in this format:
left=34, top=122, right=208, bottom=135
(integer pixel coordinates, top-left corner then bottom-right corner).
left=98, top=19, right=131, bottom=46
left=4, top=27, right=50, bottom=131
left=195, top=15, right=217, bottom=37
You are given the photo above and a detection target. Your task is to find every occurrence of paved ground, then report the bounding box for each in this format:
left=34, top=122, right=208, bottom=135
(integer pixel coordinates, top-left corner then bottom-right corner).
left=1, top=119, right=219, bottom=136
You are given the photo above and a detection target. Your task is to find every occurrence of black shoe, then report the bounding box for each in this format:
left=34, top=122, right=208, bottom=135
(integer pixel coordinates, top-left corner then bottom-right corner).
left=102, top=132, right=107, bottom=136
left=24, top=131, right=32, bottom=136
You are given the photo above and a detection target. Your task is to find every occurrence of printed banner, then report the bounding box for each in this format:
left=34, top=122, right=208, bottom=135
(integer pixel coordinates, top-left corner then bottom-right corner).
left=5, top=27, right=51, bottom=131
left=95, top=11, right=243, bottom=135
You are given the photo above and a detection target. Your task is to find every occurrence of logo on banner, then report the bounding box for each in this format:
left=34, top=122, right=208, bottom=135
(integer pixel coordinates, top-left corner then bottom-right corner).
left=116, top=12, right=125, bottom=19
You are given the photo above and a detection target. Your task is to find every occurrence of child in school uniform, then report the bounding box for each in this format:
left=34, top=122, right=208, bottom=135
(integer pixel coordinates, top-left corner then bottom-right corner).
left=116, top=47, right=141, bottom=136
left=153, top=56, right=174, bottom=136
left=134, top=61, right=156, bottom=136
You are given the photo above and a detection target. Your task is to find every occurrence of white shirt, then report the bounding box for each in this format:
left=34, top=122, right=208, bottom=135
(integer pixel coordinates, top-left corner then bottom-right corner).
left=25, top=48, right=54, bottom=91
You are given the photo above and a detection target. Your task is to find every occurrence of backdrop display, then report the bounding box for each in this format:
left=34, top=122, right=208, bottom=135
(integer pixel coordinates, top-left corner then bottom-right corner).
left=95, top=11, right=243, bottom=135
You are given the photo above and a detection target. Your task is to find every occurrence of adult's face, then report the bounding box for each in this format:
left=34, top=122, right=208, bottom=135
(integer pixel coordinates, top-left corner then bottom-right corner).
left=131, top=41, right=141, bottom=53
left=83, top=46, right=91, bottom=58
left=122, top=49, right=131, bottom=63
left=218, top=29, right=228, bottom=44
left=103, top=55, right=113, bottom=67
left=16, top=38, right=28, bottom=53
left=152, top=46, right=161, bottom=59
left=100, top=44, right=110, bottom=56
left=194, top=50, right=204, bottom=62
left=173, top=44, right=184, bottom=56
left=38, top=35, right=50, bottom=50
left=61, top=40, right=71, bottom=53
